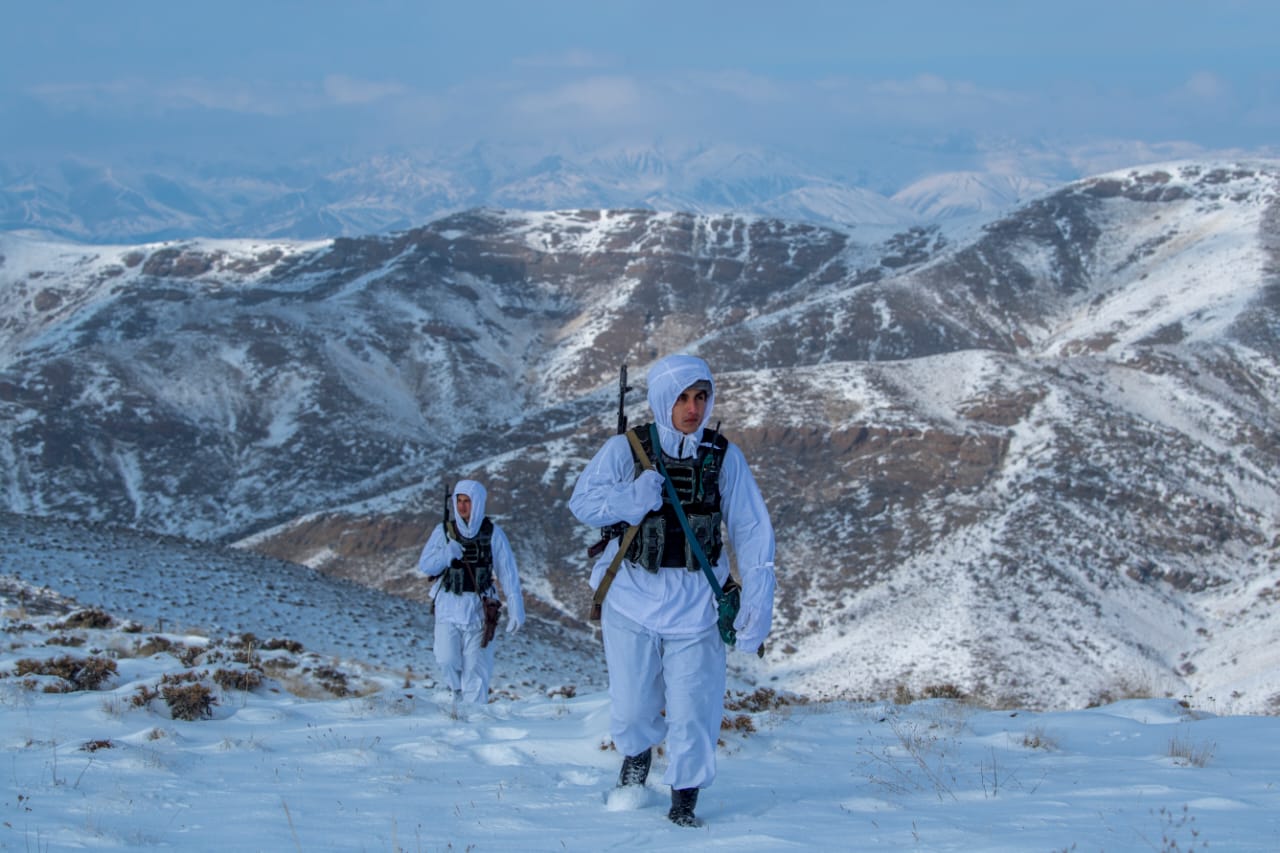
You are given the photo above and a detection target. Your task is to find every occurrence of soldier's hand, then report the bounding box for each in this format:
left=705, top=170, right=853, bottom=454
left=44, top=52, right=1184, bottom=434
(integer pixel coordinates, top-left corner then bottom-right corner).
left=633, top=469, right=664, bottom=512
left=613, top=470, right=666, bottom=525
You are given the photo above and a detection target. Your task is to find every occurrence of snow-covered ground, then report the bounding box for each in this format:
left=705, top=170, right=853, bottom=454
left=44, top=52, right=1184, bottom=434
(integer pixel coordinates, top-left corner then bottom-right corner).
left=3, top=520, right=1279, bottom=851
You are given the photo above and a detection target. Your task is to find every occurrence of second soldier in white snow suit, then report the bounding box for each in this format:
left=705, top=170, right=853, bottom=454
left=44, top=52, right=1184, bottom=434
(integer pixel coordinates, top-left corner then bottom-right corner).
left=417, top=479, right=526, bottom=705
left=569, top=354, right=777, bottom=826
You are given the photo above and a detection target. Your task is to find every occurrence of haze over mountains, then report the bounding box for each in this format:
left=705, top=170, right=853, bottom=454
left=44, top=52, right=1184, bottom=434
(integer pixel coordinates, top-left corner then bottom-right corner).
left=1, top=159, right=1277, bottom=713
left=0, top=142, right=1075, bottom=244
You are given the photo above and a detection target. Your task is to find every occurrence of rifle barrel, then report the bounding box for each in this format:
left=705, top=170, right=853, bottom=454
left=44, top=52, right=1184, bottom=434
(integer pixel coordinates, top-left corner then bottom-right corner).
left=616, top=364, right=631, bottom=435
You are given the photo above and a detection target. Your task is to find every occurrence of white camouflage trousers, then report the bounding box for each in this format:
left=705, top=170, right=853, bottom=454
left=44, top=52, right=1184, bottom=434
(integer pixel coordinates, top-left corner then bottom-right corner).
left=602, top=604, right=726, bottom=790
left=433, top=618, right=496, bottom=704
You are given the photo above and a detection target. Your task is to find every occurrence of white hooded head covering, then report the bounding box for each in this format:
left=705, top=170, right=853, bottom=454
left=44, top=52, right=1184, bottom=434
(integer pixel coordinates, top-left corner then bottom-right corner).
left=451, top=479, right=487, bottom=538
left=646, top=354, right=716, bottom=459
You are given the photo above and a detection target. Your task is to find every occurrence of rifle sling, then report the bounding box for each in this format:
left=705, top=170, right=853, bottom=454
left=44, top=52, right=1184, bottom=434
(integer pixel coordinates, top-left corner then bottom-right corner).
left=590, top=427, right=729, bottom=616
left=589, top=430, right=654, bottom=618
left=647, top=423, right=726, bottom=602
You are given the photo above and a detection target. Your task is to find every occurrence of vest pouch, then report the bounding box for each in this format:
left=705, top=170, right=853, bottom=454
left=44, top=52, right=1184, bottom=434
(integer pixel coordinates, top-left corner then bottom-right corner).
left=632, top=521, right=664, bottom=573
left=444, top=565, right=466, bottom=594
left=683, top=511, right=723, bottom=572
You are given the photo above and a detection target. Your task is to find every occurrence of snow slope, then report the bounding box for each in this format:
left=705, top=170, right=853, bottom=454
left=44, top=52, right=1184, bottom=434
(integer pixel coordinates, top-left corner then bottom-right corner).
left=3, top=553, right=1279, bottom=851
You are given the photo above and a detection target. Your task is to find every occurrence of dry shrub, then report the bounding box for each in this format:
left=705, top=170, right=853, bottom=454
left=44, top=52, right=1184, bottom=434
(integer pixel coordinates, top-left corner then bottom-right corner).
left=56, top=608, right=114, bottom=630
left=162, top=682, right=217, bottom=721
left=893, top=683, right=969, bottom=705
left=1086, top=676, right=1158, bottom=708
left=228, top=634, right=263, bottom=666
left=131, top=684, right=160, bottom=708
left=261, top=668, right=333, bottom=700
left=80, top=739, right=113, bottom=752
left=134, top=635, right=175, bottom=657
left=1169, top=734, right=1216, bottom=767
left=721, top=713, right=756, bottom=734
left=1021, top=726, right=1058, bottom=750
left=262, top=658, right=297, bottom=678
left=15, top=655, right=118, bottom=691
left=922, top=683, right=966, bottom=700
left=161, top=670, right=205, bottom=685
left=725, top=686, right=806, bottom=712
left=176, top=644, right=206, bottom=668
left=127, top=636, right=198, bottom=664
left=214, top=668, right=263, bottom=692
left=310, top=665, right=352, bottom=698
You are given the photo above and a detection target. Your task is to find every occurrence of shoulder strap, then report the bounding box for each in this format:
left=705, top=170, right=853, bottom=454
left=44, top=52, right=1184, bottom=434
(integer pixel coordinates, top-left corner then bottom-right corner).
left=625, top=428, right=653, bottom=471
left=588, top=430, right=654, bottom=620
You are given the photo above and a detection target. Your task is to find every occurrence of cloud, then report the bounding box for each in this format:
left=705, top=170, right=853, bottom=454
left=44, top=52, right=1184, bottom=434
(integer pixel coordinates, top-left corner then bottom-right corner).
left=1178, top=71, right=1229, bottom=102
left=868, top=73, right=973, bottom=98
left=26, top=73, right=411, bottom=120
left=689, top=70, right=787, bottom=103
left=28, top=77, right=312, bottom=116
left=514, top=76, right=652, bottom=122
left=323, top=75, right=407, bottom=106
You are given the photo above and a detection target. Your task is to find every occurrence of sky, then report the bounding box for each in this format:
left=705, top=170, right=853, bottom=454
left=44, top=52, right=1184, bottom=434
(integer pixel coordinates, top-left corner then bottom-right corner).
left=3, top=1, right=1277, bottom=178
left=4, top=526, right=1280, bottom=851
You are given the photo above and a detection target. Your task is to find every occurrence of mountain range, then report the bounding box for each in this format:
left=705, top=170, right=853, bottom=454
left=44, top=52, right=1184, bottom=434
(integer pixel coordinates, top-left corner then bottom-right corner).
left=1, top=159, right=1276, bottom=712
left=0, top=144, right=1054, bottom=244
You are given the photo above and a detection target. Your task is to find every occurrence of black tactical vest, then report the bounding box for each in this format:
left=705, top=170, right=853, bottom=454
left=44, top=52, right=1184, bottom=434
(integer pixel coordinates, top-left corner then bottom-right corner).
left=441, top=517, right=495, bottom=594
left=625, top=423, right=727, bottom=572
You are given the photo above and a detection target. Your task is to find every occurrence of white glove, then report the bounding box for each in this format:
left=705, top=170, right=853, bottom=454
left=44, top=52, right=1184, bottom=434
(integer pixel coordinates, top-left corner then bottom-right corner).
left=506, top=611, right=523, bottom=634
left=612, top=469, right=665, bottom=525
left=733, top=564, right=776, bottom=654
left=445, top=540, right=464, bottom=561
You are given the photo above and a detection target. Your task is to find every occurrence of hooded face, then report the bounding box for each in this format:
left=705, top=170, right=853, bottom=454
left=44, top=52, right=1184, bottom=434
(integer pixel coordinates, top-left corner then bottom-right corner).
left=451, top=479, right=487, bottom=538
left=646, top=354, right=715, bottom=456
left=671, top=383, right=710, bottom=435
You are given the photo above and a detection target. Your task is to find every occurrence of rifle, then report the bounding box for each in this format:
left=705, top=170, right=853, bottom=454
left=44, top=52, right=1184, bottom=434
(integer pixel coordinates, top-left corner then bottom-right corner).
left=441, top=482, right=450, bottom=539
left=586, top=364, right=632, bottom=560
left=615, top=363, right=631, bottom=436
left=439, top=484, right=460, bottom=587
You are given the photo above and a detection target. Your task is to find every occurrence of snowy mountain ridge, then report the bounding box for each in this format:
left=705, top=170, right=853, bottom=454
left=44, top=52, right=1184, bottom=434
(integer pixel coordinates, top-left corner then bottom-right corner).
left=0, top=142, right=1048, bottom=244
left=1, top=159, right=1277, bottom=712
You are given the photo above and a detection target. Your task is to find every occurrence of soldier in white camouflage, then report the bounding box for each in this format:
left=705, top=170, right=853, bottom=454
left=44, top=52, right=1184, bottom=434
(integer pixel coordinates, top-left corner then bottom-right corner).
left=570, top=354, right=777, bottom=826
left=417, top=479, right=525, bottom=705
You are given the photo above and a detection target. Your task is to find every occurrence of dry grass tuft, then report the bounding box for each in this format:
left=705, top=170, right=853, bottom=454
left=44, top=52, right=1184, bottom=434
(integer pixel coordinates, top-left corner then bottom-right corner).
left=725, top=686, right=807, bottom=713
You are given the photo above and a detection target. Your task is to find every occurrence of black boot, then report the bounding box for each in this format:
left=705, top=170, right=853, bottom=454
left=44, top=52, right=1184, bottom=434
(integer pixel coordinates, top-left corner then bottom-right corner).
left=617, top=747, right=652, bottom=787
left=668, top=787, right=700, bottom=827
